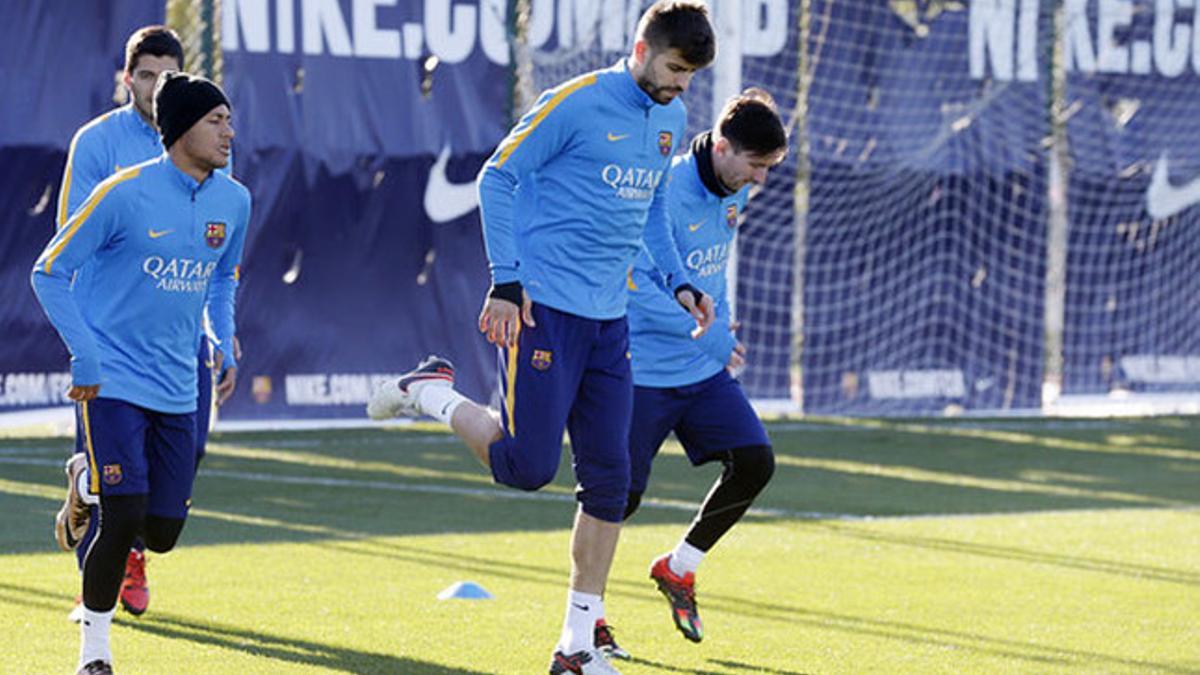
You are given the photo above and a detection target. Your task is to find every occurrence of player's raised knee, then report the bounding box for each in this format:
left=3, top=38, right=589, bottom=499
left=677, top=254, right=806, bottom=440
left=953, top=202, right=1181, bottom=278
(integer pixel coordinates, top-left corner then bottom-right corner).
left=499, top=459, right=560, bottom=491
left=141, top=516, right=185, bottom=553
left=733, top=444, right=775, bottom=490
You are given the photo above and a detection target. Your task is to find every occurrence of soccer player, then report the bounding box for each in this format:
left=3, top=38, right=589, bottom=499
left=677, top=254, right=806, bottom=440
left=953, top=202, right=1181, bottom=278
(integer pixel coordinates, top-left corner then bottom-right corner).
left=53, top=26, right=237, bottom=620
left=600, top=89, right=787, bottom=652
left=32, top=72, right=249, bottom=675
left=367, top=2, right=716, bottom=672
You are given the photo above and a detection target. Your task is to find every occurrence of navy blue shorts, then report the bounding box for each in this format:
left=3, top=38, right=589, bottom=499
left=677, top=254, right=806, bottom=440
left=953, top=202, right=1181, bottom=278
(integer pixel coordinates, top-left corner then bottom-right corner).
left=489, top=303, right=632, bottom=523
left=629, top=369, right=769, bottom=495
left=77, top=397, right=197, bottom=519
left=74, top=340, right=211, bottom=467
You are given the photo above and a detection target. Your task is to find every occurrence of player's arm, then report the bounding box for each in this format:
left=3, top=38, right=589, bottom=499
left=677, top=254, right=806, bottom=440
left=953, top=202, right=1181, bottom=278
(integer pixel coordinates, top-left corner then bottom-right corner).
left=639, top=272, right=738, bottom=366
left=56, top=127, right=109, bottom=230
left=694, top=302, right=739, bottom=367
left=32, top=179, right=124, bottom=398
left=207, top=192, right=251, bottom=404
left=643, top=166, right=715, bottom=336
left=475, top=81, right=586, bottom=346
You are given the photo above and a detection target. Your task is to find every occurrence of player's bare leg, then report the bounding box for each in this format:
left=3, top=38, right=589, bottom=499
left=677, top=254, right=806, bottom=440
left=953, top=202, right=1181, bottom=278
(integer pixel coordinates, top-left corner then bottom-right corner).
left=367, top=356, right=501, bottom=467
left=547, top=509, right=623, bottom=673
left=570, top=510, right=620, bottom=596
left=447, top=403, right=502, bottom=467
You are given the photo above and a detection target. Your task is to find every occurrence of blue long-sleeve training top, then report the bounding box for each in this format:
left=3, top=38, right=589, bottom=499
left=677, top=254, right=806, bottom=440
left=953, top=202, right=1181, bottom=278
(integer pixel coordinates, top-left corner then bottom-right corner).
left=476, top=59, right=691, bottom=320
left=32, top=154, right=250, bottom=413
left=627, top=149, right=749, bottom=388
left=57, top=103, right=237, bottom=361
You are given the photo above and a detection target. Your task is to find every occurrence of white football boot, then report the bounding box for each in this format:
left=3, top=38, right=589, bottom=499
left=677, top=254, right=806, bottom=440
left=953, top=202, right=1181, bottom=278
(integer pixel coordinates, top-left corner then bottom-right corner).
left=366, top=355, right=455, bottom=420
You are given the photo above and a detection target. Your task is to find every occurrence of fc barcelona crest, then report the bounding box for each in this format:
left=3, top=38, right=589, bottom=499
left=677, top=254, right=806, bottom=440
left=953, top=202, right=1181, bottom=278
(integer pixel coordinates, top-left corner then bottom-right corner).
left=103, top=464, right=123, bottom=486
left=726, top=204, right=739, bottom=229
left=205, top=222, right=227, bottom=249
left=531, top=349, right=553, bottom=371
left=658, top=131, right=673, bottom=156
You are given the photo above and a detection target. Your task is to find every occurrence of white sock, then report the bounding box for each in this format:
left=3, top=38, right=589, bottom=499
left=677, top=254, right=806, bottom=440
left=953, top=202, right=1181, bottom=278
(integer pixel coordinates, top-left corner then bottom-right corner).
left=416, top=384, right=468, bottom=426
left=79, top=606, right=114, bottom=668
left=669, top=540, right=706, bottom=577
left=556, top=590, right=603, bottom=654
left=76, top=467, right=98, bottom=506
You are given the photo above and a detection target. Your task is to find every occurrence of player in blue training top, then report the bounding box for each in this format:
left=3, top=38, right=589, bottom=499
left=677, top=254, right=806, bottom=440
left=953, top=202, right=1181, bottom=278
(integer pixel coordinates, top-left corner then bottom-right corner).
left=53, top=26, right=239, bottom=621
left=32, top=72, right=249, bottom=675
left=600, top=89, right=788, bottom=652
left=367, top=2, right=716, bottom=672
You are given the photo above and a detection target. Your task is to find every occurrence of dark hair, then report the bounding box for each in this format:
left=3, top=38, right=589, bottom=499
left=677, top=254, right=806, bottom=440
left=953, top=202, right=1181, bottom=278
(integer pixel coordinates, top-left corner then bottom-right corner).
left=636, top=1, right=715, bottom=68
left=125, top=25, right=184, bottom=74
left=717, top=88, right=788, bottom=156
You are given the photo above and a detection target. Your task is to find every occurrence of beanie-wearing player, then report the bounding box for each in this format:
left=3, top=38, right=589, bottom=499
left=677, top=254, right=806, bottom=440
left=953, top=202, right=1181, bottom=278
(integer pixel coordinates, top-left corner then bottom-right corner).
left=33, top=73, right=249, bottom=675
left=53, top=26, right=237, bottom=620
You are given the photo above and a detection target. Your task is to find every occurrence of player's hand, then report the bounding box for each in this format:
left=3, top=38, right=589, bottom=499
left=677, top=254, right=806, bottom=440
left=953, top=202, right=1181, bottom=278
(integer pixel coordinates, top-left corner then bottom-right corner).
left=479, top=289, right=534, bottom=348
left=213, top=336, right=243, bottom=374
left=67, top=384, right=100, bottom=402
left=727, top=341, right=747, bottom=375
left=216, top=366, right=238, bottom=405
left=675, top=284, right=715, bottom=338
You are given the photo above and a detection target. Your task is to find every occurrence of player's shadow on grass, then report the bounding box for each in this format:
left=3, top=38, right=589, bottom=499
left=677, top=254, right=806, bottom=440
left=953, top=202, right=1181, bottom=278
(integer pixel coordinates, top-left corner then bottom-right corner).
left=0, top=580, right=482, bottom=673
left=707, top=660, right=812, bottom=675
left=122, top=612, right=490, bottom=674
left=624, top=655, right=813, bottom=675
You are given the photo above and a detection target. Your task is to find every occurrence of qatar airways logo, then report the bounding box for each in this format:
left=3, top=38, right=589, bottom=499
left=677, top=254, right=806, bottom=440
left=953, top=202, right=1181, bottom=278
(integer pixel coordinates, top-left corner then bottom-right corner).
left=601, top=164, right=663, bottom=201
left=142, top=256, right=216, bottom=293
left=685, top=242, right=730, bottom=278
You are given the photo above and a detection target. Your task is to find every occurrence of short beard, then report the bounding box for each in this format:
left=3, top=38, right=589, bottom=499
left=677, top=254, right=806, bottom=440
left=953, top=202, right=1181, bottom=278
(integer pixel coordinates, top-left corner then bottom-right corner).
left=636, top=76, right=680, bottom=105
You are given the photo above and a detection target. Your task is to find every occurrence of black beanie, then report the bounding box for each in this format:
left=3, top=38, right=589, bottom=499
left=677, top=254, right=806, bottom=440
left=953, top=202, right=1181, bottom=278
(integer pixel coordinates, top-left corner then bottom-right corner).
left=154, top=72, right=230, bottom=149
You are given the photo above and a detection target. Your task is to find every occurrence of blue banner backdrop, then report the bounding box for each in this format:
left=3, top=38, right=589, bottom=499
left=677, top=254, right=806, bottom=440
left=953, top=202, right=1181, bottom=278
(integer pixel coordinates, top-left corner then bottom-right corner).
left=0, top=1, right=163, bottom=411
left=218, top=0, right=510, bottom=418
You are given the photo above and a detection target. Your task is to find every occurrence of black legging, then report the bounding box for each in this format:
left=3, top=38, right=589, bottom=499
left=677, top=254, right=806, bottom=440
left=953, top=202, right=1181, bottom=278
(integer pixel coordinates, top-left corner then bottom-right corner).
left=81, top=494, right=186, bottom=610
left=624, top=444, right=775, bottom=552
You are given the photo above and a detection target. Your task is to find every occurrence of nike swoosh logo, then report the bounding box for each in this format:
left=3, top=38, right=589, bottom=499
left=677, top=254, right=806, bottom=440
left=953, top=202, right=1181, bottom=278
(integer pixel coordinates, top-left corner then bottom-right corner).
left=424, top=144, right=479, bottom=224
left=572, top=603, right=590, bottom=611
left=1147, top=152, right=1200, bottom=220
left=687, top=220, right=705, bottom=232
left=607, top=132, right=629, bottom=142
left=148, top=229, right=173, bottom=239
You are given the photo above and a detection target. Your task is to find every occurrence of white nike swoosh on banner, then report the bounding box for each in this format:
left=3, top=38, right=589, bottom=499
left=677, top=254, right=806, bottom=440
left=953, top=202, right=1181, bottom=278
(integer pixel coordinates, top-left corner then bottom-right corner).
left=423, top=144, right=479, bottom=223
left=1146, top=152, right=1200, bottom=220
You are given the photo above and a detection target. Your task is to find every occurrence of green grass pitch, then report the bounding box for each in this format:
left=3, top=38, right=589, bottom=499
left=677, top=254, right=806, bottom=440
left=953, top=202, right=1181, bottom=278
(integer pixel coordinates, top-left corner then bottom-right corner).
left=1, top=416, right=1197, bottom=673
